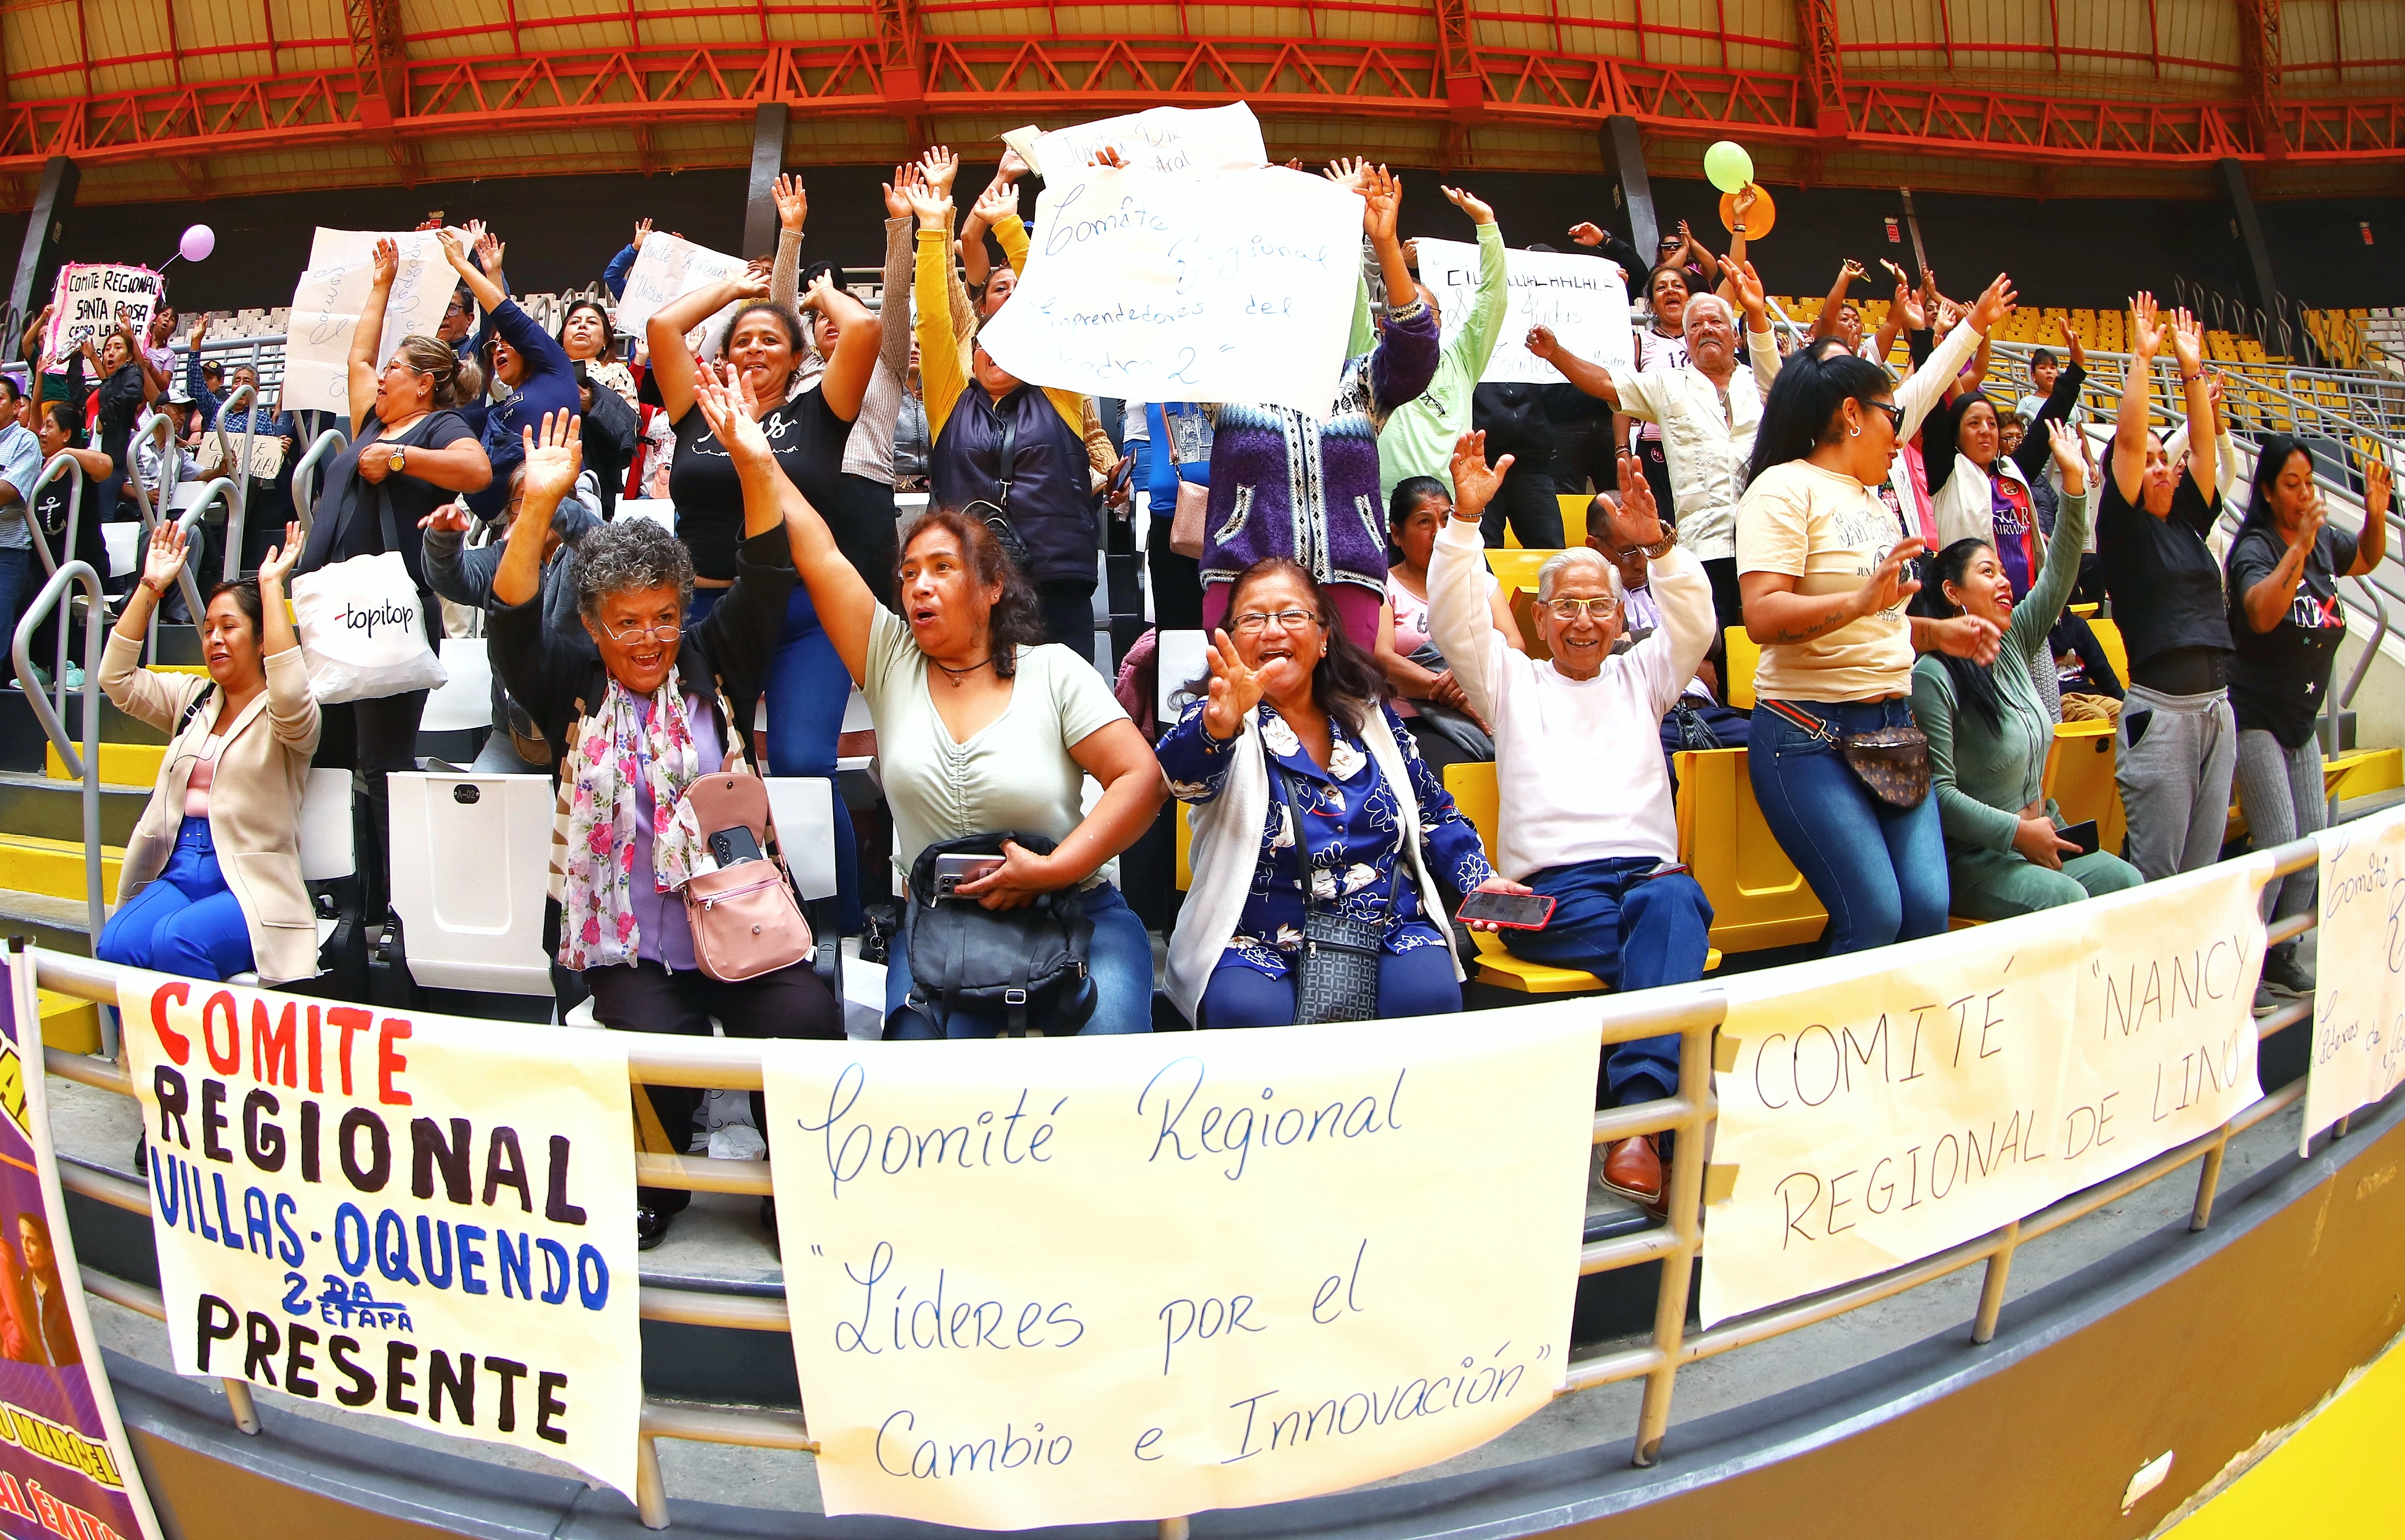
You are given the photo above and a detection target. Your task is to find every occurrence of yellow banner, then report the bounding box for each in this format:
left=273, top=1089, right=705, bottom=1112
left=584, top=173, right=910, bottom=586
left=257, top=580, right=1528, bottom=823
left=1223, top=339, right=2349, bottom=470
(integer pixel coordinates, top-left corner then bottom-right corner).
left=763, top=1008, right=1600, bottom=1528
left=1703, top=856, right=2271, bottom=1326
left=2305, top=808, right=2405, bottom=1153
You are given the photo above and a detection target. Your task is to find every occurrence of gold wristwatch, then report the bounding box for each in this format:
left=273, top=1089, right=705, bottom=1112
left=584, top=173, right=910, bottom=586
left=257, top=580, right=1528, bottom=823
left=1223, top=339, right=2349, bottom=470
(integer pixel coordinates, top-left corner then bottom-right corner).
left=1640, top=533, right=1677, bottom=560
left=387, top=443, right=408, bottom=476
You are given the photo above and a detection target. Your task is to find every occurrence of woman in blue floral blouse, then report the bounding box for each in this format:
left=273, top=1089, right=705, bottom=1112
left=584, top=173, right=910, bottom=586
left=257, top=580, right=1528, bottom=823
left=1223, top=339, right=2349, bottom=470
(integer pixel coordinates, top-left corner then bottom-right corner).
left=1161, top=557, right=1530, bottom=1027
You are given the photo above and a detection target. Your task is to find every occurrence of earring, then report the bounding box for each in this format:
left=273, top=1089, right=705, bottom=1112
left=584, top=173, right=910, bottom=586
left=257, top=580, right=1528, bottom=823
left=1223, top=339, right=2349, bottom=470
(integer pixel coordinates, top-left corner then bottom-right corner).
left=1848, top=425, right=1861, bottom=437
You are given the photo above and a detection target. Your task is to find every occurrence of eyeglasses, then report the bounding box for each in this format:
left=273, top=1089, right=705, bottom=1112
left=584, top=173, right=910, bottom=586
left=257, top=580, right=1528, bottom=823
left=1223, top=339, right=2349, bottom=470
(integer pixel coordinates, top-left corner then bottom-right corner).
left=1231, top=609, right=1317, bottom=636
left=1865, top=400, right=1905, bottom=433
left=1544, top=596, right=1621, bottom=622
left=599, top=618, right=682, bottom=645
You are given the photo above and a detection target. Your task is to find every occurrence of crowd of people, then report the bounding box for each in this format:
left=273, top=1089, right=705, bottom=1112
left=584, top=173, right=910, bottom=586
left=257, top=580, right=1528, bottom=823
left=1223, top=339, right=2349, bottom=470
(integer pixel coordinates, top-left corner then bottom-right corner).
left=28, top=145, right=2391, bottom=1239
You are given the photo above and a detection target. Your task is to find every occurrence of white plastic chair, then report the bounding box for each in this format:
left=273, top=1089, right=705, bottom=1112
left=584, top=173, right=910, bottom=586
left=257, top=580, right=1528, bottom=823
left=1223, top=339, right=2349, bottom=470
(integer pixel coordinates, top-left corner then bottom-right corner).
left=228, top=769, right=354, bottom=985
left=613, top=499, right=677, bottom=535
left=101, top=523, right=139, bottom=578
left=419, top=637, right=493, bottom=732
left=385, top=771, right=556, bottom=995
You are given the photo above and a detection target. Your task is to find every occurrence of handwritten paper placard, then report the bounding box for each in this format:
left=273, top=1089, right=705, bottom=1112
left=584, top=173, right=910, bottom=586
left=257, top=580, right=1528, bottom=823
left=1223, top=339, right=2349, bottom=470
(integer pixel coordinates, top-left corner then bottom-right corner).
left=613, top=233, right=752, bottom=348
left=1021, top=102, right=1268, bottom=181
left=1702, top=855, right=2271, bottom=1327
left=44, top=265, right=162, bottom=359
left=282, top=229, right=455, bottom=413
left=1413, top=238, right=1635, bottom=385
left=2303, top=808, right=2405, bottom=1153
left=763, top=1008, right=1599, bottom=1528
left=115, top=971, right=644, bottom=1498
left=977, top=163, right=1364, bottom=418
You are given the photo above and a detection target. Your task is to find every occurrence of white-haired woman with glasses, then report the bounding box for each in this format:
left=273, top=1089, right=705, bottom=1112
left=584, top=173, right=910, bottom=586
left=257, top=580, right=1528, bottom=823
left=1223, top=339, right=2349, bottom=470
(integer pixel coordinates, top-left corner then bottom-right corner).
left=1161, top=555, right=1531, bottom=1029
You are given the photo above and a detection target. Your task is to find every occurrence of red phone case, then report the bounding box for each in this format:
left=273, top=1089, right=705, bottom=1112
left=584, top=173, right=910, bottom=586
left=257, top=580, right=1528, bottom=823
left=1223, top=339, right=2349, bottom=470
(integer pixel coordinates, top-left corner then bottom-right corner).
left=1457, top=893, right=1557, bottom=930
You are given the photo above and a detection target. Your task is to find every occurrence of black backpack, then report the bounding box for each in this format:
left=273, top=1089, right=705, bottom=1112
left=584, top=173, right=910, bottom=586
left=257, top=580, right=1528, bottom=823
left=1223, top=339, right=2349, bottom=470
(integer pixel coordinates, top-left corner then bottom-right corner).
left=899, top=832, right=1094, bottom=1036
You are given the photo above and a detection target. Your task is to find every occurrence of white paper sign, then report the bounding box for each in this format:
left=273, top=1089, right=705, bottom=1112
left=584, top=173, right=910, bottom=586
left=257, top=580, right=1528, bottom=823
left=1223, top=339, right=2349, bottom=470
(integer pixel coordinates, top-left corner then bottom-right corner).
left=1024, top=102, right=1268, bottom=181
left=763, top=1009, right=1599, bottom=1528
left=1702, top=856, right=2271, bottom=1327
left=44, top=265, right=162, bottom=359
left=978, top=164, right=1363, bottom=417
left=2303, top=808, right=2405, bottom=1152
left=1413, top=237, right=1634, bottom=385
left=116, top=972, right=644, bottom=1498
left=282, top=229, right=455, bottom=413
left=612, top=233, right=752, bottom=348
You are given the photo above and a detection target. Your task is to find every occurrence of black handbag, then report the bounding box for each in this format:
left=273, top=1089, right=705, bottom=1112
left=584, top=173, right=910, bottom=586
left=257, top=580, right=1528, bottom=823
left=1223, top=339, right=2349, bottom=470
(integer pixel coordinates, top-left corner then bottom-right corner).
left=899, top=832, right=1094, bottom=1036
left=1273, top=764, right=1405, bottom=1025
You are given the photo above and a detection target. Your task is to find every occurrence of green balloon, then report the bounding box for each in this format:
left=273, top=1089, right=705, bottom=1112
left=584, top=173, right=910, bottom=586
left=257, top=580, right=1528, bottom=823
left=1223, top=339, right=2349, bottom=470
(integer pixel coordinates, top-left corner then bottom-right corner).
left=1705, top=141, right=1753, bottom=194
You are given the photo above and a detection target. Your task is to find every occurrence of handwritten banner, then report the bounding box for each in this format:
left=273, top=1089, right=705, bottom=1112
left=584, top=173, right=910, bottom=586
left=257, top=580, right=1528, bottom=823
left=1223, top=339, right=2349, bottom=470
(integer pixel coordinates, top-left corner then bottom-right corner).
left=1702, top=856, right=2271, bottom=1326
left=1022, top=102, right=1268, bottom=181
left=612, top=233, right=751, bottom=350
left=43, top=267, right=161, bottom=361
left=1413, top=238, right=1634, bottom=385
left=114, top=971, right=642, bottom=1497
left=762, top=1009, right=1599, bottom=1528
left=283, top=230, right=457, bottom=414
left=0, top=957, right=165, bottom=1540
left=2304, top=808, right=2405, bottom=1153
left=978, top=164, right=1364, bottom=418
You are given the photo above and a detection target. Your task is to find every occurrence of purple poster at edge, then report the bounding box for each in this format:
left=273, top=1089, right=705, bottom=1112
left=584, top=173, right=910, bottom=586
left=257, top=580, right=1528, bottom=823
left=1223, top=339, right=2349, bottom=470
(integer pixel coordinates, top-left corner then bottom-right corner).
left=0, top=954, right=162, bottom=1540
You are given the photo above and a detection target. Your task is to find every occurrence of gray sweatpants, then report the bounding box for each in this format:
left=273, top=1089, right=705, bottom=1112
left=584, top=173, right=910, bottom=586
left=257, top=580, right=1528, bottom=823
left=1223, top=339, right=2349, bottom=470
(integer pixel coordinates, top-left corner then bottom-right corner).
left=2234, top=727, right=2325, bottom=928
left=2115, top=684, right=2238, bottom=882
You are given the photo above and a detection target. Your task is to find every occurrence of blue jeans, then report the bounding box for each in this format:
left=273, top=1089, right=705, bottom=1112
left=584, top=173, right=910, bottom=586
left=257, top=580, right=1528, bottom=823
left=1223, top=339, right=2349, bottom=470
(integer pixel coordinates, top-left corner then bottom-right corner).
left=96, top=816, right=255, bottom=980
left=1198, top=944, right=1460, bottom=1029
left=1500, top=858, right=1712, bottom=1105
left=688, top=583, right=863, bottom=933
left=1748, top=697, right=1948, bottom=956
left=886, top=882, right=1153, bottom=1037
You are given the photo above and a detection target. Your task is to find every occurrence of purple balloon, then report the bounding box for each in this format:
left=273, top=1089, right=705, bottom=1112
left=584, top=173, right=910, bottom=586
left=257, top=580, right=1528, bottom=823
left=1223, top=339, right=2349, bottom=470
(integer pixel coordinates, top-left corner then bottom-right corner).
left=178, top=224, right=215, bottom=263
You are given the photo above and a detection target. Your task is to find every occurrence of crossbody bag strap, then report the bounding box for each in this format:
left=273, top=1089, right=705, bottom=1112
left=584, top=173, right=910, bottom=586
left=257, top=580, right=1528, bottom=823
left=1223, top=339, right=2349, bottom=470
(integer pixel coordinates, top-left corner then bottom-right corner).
left=1270, top=760, right=1319, bottom=926
left=1760, top=697, right=1839, bottom=745
left=992, top=410, right=1018, bottom=513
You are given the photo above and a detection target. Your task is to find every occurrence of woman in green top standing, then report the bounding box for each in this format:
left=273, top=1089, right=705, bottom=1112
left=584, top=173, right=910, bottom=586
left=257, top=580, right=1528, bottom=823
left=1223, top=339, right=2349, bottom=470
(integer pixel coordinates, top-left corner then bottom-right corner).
left=1910, top=420, right=2143, bottom=918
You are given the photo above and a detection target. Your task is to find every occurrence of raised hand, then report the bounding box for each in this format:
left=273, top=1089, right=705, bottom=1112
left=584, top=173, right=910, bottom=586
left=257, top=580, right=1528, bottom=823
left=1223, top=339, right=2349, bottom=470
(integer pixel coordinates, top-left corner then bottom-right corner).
left=996, top=146, right=1029, bottom=184
left=474, top=225, right=506, bottom=274
left=1723, top=257, right=1768, bottom=319
left=1439, top=184, right=1495, bottom=225
left=971, top=179, right=1019, bottom=229
left=1608, top=453, right=1666, bottom=549
left=2128, top=291, right=2163, bottom=360
left=903, top=181, right=952, bottom=232
left=1568, top=221, right=1607, bottom=247
left=373, top=236, right=403, bottom=286
left=2058, top=314, right=2086, bottom=368
left=2368, top=457, right=2393, bottom=524
left=418, top=499, right=473, bottom=535
left=1200, top=628, right=1267, bottom=741
left=255, top=522, right=304, bottom=590
left=881, top=164, right=920, bottom=219
left=2168, top=306, right=2206, bottom=375
left=1733, top=184, right=1760, bottom=221
left=1322, top=157, right=1372, bottom=195
left=188, top=316, right=209, bottom=349
left=1841, top=258, right=1869, bottom=283
left=1359, top=164, right=1402, bottom=243
left=692, top=362, right=773, bottom=465
left=1447, top=430, right=1511, bottom=518
left=2044, top=420, right=2087, bottom=497
left=1524, top=324, right=1560, bottom=362
left=139, top=520, right=189, bottom=596
left=918, top=145, right=959, bottom=197
left=1966, top=272, right=2018, bottom=335
left=772, top=173, right=807, bottom=234
left=433, top=228, right=473, bottom=277
left=632, top=217, right=654, bottom=250
left=519, top=408, right=584, bottom=508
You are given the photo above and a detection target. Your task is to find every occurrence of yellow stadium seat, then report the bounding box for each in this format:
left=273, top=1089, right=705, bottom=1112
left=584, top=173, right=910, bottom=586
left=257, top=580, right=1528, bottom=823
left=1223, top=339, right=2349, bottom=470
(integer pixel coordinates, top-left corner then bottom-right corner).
left=2067, top=602, right=2099, bottom=618
left=1174, top=799, right=1192, bottom=890
left=2325, top=747, right=2404, bottom=805
left=1486, top=548, right=1554, bottom=595
left=1673, top=748, right=1826, bottom=952
left=2043, top=719, right=2126, bottom=856
left=1502, top=497, right=1591, bottom=550
left=1722, top=625, right=1761, bottom=710
left=2086, top=617, right=2129, bottom=694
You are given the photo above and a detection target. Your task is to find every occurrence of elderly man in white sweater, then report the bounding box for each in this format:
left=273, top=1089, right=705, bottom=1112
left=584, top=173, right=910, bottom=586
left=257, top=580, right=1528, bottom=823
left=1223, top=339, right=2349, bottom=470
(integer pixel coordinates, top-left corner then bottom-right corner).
left=1429, top=432, right=1717, bottom=1212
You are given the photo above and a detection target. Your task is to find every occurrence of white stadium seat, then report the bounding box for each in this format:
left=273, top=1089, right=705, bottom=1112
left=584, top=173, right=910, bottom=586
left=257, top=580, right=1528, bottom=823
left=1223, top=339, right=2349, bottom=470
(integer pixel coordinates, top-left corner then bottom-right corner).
left=386, top=771, right=556, bottom=995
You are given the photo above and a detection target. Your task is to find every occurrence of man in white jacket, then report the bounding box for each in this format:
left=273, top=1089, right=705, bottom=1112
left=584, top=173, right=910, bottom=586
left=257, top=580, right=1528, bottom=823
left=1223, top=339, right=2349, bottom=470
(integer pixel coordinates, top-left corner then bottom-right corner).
left=1428, top=432, right=1717, bottom=1212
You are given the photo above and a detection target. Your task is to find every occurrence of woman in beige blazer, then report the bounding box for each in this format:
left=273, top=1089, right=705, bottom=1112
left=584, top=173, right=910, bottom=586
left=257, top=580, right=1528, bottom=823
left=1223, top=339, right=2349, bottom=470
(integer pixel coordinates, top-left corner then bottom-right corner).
left=95, top=518, right=320, bottom=983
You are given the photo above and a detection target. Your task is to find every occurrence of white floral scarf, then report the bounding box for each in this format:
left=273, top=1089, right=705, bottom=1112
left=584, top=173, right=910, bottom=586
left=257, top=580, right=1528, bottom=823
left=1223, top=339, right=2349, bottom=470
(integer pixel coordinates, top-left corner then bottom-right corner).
left=558, top=675, right=708, bottom=971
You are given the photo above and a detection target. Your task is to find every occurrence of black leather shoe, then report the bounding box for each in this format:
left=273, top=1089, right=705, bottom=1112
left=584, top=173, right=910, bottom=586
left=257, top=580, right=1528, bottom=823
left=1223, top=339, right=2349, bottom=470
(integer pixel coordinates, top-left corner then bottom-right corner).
left=760, top=1198, right=779, bottom=1255
left=133, top=1137, right=147, bottom=1178
left=636, top=1204, right=671, bottom=1251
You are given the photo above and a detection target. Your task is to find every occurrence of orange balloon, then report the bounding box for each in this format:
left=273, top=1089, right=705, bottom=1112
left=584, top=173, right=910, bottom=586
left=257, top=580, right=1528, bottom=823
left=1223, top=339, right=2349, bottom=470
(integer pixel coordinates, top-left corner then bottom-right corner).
left=1719, top=184, right=1775, bottom=240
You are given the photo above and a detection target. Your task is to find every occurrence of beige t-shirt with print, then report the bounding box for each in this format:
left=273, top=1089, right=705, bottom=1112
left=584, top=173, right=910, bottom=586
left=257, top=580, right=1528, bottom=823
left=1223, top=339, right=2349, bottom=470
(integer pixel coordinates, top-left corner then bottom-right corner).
left=1737, top=459, right=1914, bottom=703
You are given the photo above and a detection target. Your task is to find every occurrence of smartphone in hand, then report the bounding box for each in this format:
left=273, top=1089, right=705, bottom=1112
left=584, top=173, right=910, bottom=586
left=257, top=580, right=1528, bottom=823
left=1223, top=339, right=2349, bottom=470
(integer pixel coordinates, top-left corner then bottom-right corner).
left=1456, top=891, right=1557, bottom=930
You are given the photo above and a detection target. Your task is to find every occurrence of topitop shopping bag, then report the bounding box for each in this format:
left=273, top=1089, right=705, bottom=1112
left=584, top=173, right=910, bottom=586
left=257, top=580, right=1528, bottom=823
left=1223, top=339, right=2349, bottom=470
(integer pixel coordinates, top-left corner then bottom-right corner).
left=289, top=481, right=447, bottom=703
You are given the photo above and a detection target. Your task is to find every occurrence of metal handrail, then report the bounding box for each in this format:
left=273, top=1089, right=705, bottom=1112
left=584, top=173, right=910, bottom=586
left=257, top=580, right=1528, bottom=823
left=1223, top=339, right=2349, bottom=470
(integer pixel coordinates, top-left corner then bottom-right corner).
left=124, top=434, right=207, bottom=635
left=25, top=833, right=2381, bottom=1536
left=12, top=563, right=106, bottom=950
left=18, top=451, right=85, bottom=716
left=291, top=428, right=349, bottom=534
left=209, top=382, right=259, bottom=581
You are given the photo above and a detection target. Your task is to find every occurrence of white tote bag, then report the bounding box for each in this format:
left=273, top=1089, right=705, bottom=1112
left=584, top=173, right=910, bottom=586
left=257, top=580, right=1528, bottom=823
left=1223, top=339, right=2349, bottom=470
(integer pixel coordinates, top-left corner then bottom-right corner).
left=289, top=477, right=448, bottom=703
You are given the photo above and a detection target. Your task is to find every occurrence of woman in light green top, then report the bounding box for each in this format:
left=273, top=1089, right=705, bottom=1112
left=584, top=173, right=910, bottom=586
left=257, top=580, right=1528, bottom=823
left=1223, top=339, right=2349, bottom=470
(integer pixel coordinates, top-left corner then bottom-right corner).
left=690, top=366, right=1166, bottom=1036
left=1910, top=420, right=2143, bottom=919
